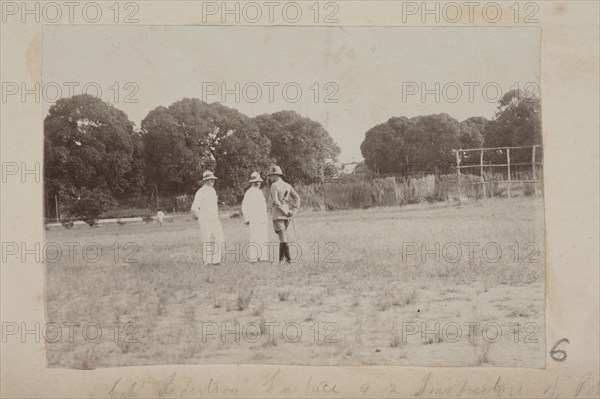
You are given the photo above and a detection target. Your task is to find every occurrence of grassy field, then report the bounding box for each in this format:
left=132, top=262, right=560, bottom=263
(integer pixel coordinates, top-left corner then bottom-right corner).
left=45, top=197, right=545, bottom=368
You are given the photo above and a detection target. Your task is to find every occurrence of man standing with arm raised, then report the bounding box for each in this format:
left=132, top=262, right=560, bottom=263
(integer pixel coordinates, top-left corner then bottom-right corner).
left=267, top=165, right=300, bottom=264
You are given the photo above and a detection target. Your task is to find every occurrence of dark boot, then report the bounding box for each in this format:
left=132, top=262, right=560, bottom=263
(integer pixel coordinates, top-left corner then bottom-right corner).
left=279, top=243, right=285, bottom=262
left=284, top=242, right=292, bottom=263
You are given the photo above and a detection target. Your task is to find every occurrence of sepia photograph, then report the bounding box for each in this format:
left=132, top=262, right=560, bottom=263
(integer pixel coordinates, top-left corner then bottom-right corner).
left=38, top=25, right=547, bottom=369
left=2, top=1, right=600, bottom=398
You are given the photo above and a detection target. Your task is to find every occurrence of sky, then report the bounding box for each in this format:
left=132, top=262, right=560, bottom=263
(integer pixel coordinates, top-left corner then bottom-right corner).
left=43, top=26, right=540, bottom=162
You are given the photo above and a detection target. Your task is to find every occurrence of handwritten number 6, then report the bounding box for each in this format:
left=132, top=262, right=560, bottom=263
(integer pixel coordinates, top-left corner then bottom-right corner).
left=550, top=338, right=569, bottom=361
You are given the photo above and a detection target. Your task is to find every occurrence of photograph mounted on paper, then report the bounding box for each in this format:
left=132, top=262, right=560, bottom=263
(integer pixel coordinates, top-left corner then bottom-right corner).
left=41, top=25, right=545, bottom=368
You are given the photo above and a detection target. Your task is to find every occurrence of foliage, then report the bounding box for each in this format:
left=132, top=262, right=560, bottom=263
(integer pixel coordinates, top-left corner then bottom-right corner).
left=360, top=116, right=410, bottom=174
left=361, top=90, right=540, bottom=175
left=360, top=114, right=465, bottom=174
left=218, top=186, right=238, bottom=206
left=59, top=187, right=116, bottom=226
left=403, top=114, right=462, bottom=164
left=214, top=119, right=271, bottom=200
left=483, top=90, right=542, bottom=148
left=483, top=90, right=542, bottom=163
left=296, top=173, right=537, bottom=211
left=297, top=177, right=431, bottom=211
left=458, top=116, right=488, bottom=149
left=142, top=99, right=271, bottom=199
left=44, top=95, right=144, bottom=205
left=43, top=88, right=539, bottom=216
left=254, top=110, right=340, bottom=184
left=323, top=162, right=339, bottom=179
left=127, top=132, right=147, bottom=197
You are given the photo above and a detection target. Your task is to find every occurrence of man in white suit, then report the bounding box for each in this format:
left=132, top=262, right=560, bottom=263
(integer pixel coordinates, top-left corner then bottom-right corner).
left=191, top=170, right=224, bottom=265
left=241, top=171, right=269, bottom=262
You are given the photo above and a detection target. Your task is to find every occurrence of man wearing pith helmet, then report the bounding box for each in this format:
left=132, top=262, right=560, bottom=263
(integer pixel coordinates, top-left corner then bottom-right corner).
left=267, top=165, right=300, bottom=264
left=191, top=170, right=225, bottom=265
left=241, top=171, right=269, bottom=262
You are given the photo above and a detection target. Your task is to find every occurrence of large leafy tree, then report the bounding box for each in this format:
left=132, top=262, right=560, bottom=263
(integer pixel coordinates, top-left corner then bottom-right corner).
left=360, top=116, right=412, bottom=173
left=141, top=105, right=202, bottom=195
left=458, top=116, right=488, bottom=149
left=483, top=90, right=541, bottom=148
left=142, top=98, right=270, bottom=197
left=403, top=114, right=461, bottom=164
left=214, top=123, right=271, bottom=199
left=44, top=94, right=143, bottom=219
left=360, top=114, right=463, bottom=173
left=254, top=111, right=340, bottom=184
left=483, top=90, right=542, bottom=163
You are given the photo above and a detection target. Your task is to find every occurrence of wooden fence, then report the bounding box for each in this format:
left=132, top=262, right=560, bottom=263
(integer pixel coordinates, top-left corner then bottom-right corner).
left=453, top=145, right=543, bottom=204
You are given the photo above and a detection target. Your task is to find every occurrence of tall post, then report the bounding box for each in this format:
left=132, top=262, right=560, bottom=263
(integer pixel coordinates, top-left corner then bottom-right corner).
left=531, top=146, right=537, bottom=196
left=455, top=150, right=462, bottom=205
left=154, top=184, right=159, bottom=210
left=480, top=149, right=486, bottom=199
left=44, top=190, right=49, bottom=222
left=54, top=194, right=60, bottom=223
left=506, top=147, right=512, bottom=198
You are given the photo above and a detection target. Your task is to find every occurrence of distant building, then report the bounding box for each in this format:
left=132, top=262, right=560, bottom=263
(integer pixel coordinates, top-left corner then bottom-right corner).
left=340, top=161, right=360, bottom=175
left=328, top=160, right=371, bottom=180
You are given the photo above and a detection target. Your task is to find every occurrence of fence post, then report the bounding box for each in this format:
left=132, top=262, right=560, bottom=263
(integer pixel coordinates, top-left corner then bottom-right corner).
left=455, top=150, right=462, bottom=205
left=480, top=149, right=486, bottom=199
left=154, top=184, right=160, bottom=210
left=532, top=146, right=537, bottom=196
left=55, top=194, right=60, bottom=223
left=506, top=147, right=512, bottom=198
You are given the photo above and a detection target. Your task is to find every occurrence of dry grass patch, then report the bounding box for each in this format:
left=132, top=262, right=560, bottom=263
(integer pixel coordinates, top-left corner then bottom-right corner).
left=392, top=287, right=418, bottom=307
left=277, top=288, right=292, bottom=302
left=44, top=197, right=545, bottom=367
left=236, top=289, right=254, bottom=311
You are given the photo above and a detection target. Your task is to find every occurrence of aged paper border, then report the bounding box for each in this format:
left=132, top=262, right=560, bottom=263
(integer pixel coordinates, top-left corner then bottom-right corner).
left=1, top=1, right=598, bottom=397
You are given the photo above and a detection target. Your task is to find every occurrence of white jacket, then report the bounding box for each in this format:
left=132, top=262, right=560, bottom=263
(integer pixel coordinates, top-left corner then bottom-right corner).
left=242, top=186, right=269, bottom=261
left=191, top=185, right=219, bottom=221
left=242, top=186, right=268, bottom=226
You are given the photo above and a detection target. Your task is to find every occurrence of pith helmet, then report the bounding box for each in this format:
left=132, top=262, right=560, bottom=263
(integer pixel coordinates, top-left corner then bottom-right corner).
left=249, top=171, right=264, bottom=183
left=201, top=170, right=218, bottom=182
left=267, top=165, right=284, bottom=176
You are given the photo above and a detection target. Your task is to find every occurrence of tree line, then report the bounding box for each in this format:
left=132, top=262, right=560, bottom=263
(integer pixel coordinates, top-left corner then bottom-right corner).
left=360, top=89, right=542, bottom=174
left=44, top=96, right=340, bottom=224
left=44, top=89, right=540, bottom=224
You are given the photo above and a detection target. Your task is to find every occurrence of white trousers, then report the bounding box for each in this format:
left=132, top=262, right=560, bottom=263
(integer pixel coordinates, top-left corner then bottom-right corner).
left=198, top=219, right=224, bottom=265
left=247, top=221, right=269, bottom=262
